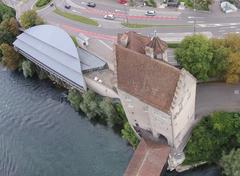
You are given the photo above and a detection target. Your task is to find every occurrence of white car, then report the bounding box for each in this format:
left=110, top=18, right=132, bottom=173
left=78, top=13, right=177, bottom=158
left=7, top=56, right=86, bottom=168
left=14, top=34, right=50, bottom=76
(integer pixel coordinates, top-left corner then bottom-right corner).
left=104, top=14, right=115, bottom=20
left=145, top=10, right=156, bottom=16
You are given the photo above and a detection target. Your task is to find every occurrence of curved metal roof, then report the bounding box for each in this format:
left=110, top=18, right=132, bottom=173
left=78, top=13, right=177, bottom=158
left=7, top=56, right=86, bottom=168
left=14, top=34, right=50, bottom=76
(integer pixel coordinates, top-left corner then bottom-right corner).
left=24, top=25, right=79, bottom=59
left=13, top=25, right=86, bottom=90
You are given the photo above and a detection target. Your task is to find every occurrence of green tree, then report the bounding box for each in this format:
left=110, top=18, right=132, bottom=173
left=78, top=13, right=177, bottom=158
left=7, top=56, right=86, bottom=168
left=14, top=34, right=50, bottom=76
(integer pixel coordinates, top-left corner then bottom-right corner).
left=220, top=149, right=240, bottom=176
left=0, top=3, right=16, bottom=22
left=184, top=112, right=240, bottom=164
left=175, top=34, right=213, bottom=80
left=99, top=98, right=117, bottom=126
left=121, top=122, right=139, bottom=149
left=0, top=43, right=20, bottom=70
left=22, top=60, right=35, bottom=78
left=79, top=90, right=102, bottom=119
left=209, top=38, right=229, bottom=78
left=19, top=10, right=44, bottom=29
left=0, top=30, right=15, bottom=45
left=67, top=89, right=82, bottom=111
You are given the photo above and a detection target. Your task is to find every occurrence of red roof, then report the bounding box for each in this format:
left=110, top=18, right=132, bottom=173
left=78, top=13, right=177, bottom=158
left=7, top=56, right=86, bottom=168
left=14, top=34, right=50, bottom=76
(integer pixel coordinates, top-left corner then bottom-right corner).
left=124, top=139, right=170, bottom=176
left=116, top=45, right=180, bottom=114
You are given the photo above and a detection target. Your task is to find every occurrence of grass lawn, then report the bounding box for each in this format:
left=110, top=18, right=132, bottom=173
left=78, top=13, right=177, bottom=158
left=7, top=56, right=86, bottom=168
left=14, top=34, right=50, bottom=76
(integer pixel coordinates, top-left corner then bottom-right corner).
left=53, top=8, right=98, bottom=26
left=70, top=35, right=78, bottom=47
left=167, top=43, right=180, bottom=48
left=121, top=22, right=192, bottom=29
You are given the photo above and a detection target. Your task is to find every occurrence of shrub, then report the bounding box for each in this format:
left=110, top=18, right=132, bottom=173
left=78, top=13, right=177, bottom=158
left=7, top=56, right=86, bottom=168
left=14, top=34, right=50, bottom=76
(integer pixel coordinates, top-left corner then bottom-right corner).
left=35, top=0, right=50, bottom=7
left=144, top=0, right=157, bottom=7
left=121, top=122, right=139, bottom=149
left=20, top=10, right=44, bottom=29
left=220, top=149, right=240, bottom=176
left=67, top=89, right=82, bottom=111
left=0, top=3, right=16, bottom=22
left=22, top=60, right=35, bottom=78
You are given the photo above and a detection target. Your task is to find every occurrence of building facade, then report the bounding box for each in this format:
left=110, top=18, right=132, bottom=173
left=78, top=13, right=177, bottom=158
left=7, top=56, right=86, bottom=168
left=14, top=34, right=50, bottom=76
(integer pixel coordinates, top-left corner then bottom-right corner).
left=116, top=32, right=197, bottom=169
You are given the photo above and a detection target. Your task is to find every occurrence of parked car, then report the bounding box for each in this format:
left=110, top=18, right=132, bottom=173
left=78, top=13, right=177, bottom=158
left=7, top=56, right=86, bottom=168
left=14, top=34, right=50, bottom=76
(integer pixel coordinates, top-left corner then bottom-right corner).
left=145, top=10, right=156, bottom=16
left=87, top=2, right=96, bottom=7
left=64, top=4, right=71, bottom=9
left=220, top=1, right=237, bottom=13
left=117, top=0, right=127, bottom=4
left=50, top=2, right=54, bottom=7
left=104, top=14, right=115, bottom=20
left=167, top=0, right=179, bottom=7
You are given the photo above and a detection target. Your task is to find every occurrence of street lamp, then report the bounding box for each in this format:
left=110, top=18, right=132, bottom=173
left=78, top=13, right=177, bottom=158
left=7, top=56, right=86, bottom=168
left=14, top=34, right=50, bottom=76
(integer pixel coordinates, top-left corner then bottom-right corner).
left=124, top=3, right=128, bottom=24
left=193, top=0, right=196, bottom=33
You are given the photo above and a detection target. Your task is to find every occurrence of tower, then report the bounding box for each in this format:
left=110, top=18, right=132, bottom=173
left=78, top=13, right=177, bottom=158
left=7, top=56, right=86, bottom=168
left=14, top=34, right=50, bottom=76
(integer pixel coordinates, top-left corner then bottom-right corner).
left=115, top=32, right=197, bottom=169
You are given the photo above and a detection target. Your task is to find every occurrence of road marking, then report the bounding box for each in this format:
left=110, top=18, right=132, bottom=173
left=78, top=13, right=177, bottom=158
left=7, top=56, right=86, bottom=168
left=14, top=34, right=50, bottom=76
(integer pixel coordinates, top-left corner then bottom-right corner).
left=99, top=40, right=113, bottom=50
left=187, top=21, right=194, bottom=23
left=72, top=9, right=81, bottom=14
left=198, top=22, right=240, bottom=28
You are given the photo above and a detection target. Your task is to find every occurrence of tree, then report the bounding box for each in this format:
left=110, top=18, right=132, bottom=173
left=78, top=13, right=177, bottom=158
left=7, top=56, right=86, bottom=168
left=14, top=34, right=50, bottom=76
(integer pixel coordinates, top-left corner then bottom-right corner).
left=184, top=112, right=240, bottom=164
left=175, top=34, right=213, bottom=80
left=22, top=60, right=35, bottom=78
left=79, top=90, right=102, bottom=119
left=0, top=30, right=15, bottom=45
left=225, top=52, right=240, bottom=84
left=67, top=89, right=82, bottom=111
left=121, top=122, right=139, bottom=149
left=224, top=33, right=240, bottom=53
left=0, top=3, right=16, bottom=22
left=220, top=149, right=240, bottom=176
left=0, top=43, right=20, bottom=70
left=0, top=17, right=19, bottom=36
left=99, top=98, right=117, bottom=126
left=209, top=38, right=229, bottom=78
left=19, top=10, right=44, bottom=29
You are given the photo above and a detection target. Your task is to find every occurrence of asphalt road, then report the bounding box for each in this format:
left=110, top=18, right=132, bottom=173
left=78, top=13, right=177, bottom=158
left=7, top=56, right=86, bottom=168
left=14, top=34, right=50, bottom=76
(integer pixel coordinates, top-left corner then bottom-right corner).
left=4, top=0, right=240, bottom=41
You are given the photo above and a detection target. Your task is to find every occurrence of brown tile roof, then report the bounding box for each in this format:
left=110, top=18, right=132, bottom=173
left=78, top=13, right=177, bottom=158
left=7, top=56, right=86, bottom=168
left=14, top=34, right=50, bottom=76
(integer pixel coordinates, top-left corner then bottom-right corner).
left=124, top=138, right=170, bottom=176
left=147, top=36, right=168, bottom=54
left=116, top=45, right=180, bottom=114
left=117, top=31, right=151, bottom=54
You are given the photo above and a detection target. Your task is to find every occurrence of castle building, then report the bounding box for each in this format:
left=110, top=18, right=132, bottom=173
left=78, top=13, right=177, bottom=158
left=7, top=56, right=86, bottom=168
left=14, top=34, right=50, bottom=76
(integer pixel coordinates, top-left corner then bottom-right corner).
left=115, top=32, right=197, bottom=168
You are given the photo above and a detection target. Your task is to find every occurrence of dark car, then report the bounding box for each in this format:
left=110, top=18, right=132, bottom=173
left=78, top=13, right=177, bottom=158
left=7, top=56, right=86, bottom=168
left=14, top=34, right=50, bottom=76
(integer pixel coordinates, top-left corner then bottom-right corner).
left=50, top=3, right=54, bottom=7
left=167, top=0, right=179, bottom=7
left=64, top=4, right=71, bottom=9
left=87, top=2, right=96, bottom=7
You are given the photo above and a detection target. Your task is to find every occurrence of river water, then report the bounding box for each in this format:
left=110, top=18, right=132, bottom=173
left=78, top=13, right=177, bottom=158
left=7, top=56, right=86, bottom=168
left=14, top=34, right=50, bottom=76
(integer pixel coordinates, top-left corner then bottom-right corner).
left=0, top=66, right=220, bottom=176
left=0, top=67, right=133, bottom=176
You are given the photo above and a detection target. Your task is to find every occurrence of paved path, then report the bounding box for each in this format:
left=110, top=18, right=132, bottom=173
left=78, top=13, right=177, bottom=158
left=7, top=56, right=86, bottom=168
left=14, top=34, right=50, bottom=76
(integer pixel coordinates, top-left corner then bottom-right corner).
left=196, top=82, right=240, bottom=119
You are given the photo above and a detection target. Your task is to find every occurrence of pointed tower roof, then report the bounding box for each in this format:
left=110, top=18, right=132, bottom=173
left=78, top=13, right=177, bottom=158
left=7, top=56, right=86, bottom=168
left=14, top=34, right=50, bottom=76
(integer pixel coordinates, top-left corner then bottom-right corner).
left=146, top=36, right=168, bottom=54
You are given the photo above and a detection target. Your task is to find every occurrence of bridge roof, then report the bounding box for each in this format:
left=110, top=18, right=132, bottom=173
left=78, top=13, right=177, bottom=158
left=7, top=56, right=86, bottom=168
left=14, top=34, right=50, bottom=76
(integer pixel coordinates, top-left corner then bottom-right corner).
left=13, top=25, right=87, bottom=90
left=124, top=139, right=170, bottom=176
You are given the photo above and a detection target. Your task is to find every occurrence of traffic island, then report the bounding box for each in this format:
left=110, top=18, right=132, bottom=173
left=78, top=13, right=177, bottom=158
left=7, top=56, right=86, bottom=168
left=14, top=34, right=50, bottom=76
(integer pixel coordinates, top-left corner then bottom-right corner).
left=53, top=8, right=98, bottom=26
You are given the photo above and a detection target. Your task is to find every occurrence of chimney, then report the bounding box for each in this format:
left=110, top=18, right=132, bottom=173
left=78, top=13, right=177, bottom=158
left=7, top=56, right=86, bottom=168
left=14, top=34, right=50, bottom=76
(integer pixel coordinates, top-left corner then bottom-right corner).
left=119, top=33, right=128, bottom=47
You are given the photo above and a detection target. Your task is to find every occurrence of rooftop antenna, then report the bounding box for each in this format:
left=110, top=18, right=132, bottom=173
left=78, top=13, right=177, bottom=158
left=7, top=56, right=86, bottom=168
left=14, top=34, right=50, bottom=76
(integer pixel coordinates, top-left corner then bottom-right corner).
left=154, top=29, right=157, bottom=37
